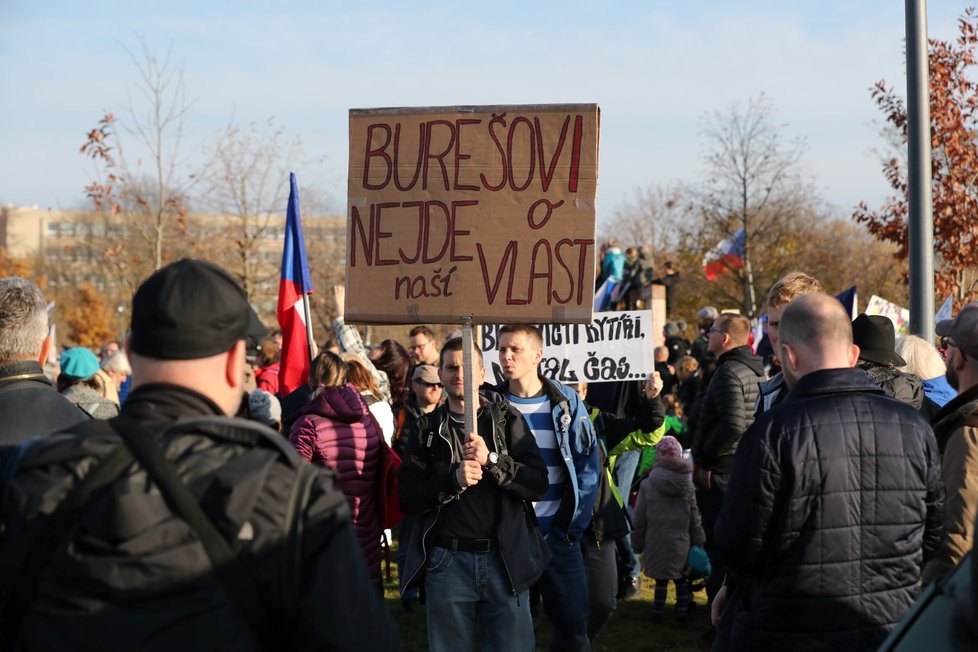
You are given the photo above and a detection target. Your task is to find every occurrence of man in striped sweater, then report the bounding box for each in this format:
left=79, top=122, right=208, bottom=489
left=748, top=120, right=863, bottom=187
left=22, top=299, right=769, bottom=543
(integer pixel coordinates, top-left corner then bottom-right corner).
left=496, top=324, right=600, bottom=652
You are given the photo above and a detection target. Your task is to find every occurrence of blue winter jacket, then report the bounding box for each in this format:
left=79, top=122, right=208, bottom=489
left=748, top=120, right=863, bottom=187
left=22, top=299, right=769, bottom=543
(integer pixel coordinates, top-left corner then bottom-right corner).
left=494, top=377, right=600, bottom=539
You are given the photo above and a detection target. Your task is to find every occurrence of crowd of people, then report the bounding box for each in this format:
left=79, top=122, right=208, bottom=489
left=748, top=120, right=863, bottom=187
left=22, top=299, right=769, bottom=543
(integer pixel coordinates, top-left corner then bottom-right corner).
left=0, top=257, right=976, bottom=652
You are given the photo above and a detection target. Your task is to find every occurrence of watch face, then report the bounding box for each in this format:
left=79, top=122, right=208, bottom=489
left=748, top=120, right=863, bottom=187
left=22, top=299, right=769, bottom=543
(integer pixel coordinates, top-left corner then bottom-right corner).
left=489, top=452, right=499, bottom=464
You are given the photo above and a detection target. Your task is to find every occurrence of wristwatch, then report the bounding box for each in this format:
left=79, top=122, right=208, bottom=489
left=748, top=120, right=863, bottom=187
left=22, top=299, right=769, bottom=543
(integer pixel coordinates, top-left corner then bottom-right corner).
left=486, top=451, right=499, bottom=468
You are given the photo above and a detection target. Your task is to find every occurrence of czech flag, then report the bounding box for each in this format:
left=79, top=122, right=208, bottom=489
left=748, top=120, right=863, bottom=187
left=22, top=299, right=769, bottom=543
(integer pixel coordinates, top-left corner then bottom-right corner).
left=702, top=229, right=746, bottom=281
left=277, top=172, right=314, bottom=397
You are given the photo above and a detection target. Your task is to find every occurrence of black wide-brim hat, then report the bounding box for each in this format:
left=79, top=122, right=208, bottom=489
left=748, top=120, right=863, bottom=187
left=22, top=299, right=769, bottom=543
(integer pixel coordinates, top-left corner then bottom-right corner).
left=852, top=313, right=906, bottom=367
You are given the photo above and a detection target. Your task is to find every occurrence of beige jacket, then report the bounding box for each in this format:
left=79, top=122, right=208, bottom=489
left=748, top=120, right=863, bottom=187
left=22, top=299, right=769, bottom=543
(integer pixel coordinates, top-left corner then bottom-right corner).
left=923, top=383, right=978, bottom=583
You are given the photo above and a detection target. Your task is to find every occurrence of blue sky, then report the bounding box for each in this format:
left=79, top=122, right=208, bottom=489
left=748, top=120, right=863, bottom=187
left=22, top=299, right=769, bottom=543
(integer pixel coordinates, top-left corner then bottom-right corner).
left=0, top=1, right=967, bottom=226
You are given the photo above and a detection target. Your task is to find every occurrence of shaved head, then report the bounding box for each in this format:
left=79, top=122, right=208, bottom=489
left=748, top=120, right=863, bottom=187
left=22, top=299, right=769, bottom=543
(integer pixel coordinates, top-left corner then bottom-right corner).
left=778, top=293, right=859, bottom=388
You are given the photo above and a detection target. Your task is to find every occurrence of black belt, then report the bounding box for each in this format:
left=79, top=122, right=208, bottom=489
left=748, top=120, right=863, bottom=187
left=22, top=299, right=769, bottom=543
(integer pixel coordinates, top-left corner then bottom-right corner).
left=433, top=535, right=495, bottom=553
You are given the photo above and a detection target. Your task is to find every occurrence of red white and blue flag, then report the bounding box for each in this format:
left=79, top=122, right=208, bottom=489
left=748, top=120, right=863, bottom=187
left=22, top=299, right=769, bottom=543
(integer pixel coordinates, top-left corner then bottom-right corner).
left=277, top=172, right=314, bottom=397
left=703, top=229, right=746, bottom=281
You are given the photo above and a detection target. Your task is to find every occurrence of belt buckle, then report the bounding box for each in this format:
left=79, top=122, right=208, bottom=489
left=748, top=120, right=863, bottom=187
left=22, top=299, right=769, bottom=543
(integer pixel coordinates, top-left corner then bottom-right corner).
left=472, top=539, right=492, bottom=553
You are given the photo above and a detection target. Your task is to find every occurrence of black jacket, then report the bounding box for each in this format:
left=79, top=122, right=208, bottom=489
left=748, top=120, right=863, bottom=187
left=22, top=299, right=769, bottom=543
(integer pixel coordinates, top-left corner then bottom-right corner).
left=0, top=360, right=88, bottom=446
left=0, top=384, right=400, bottom=652
left=691, top=346, right=764, bottom=474
left=398, top=392, right=548, bottom=594
left=714, top=368, right=944, bottom=651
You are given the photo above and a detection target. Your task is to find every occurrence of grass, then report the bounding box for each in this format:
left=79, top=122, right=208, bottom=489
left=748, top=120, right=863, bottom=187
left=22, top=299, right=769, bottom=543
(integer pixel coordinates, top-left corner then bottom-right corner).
left=380, top=541, right=714, bottom=651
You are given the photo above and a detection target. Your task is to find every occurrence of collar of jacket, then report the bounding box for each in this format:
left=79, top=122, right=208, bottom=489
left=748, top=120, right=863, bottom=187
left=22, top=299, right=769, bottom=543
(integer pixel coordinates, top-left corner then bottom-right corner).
left=121, top=382, right=226, bottom=423
left=717, top=345, right=765, bottom=375
left=758, top=371, right=784, bottom=395
left=538, top=375, right=570, bottom=409
left=785, top=367, right=884, bottom=401
left=0, top=360, right=50, bottom=385
left=493, top=376, right=568, bottom=411
left=930, top=381, right=978, bottom=439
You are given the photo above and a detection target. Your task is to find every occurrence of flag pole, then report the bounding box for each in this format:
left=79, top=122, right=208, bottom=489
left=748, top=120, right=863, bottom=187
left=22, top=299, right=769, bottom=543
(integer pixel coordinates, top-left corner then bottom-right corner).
left=303, top=293, right=315, bottom=364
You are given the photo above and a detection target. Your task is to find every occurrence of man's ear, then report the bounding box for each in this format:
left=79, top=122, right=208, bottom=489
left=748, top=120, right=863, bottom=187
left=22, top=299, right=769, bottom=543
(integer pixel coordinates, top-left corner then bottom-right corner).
left=226, top=340, right=247, bottom=390
left=847, top=344, right=861, bottom=368
left=533, top=344, right=544, bottom=366
left=37, top=334, right=52, bottom=366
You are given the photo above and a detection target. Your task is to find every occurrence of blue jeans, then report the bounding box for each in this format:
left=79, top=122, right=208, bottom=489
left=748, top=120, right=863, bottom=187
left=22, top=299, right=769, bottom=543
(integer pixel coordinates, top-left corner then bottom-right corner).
left=539, top=532, right=591, bottom=652
left=612, top=450, right=642, bottom=582
left=612, top=450, right=640, bottom=497
left=425, top=545, right=533, bottom=652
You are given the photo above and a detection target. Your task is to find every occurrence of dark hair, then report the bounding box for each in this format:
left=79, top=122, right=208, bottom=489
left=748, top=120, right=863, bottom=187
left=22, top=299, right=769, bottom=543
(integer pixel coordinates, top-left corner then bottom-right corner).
left=372, top=339, right=411, bottom=409
left=409, top=325, right=435, bottom=340
left=439, top=336, right=485, bottom=368
left=259, top=338, right=280, bottom=367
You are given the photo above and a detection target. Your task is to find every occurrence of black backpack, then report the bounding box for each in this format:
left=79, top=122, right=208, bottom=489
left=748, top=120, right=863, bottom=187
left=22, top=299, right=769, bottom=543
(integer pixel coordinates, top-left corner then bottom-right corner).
left=0, top=414, right=321, bottom=651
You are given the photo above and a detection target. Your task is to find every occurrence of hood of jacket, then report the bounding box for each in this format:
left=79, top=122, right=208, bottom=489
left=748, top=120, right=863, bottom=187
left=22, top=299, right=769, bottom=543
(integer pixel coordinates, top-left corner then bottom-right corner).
left=922, top=375, right=958, bottom=408
left=930, top=382, right=978, bottom=452
left=650, top=463, right=691, bottom=497
left=718, top=345, right=765, bottom=377
left=297, top=383, right=370, bottom=424
left=862, top=364, right=924, bottom=409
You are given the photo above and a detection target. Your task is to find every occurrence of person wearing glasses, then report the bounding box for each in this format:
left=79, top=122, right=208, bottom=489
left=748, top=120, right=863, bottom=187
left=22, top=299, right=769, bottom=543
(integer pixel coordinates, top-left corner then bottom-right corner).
left=923, top=301, right=978, bottom=584
left=393, top=363, right=445, bottom=611
left=690, top=312, right=764, bottom=612
left=409, top=326, right=441, bottom=367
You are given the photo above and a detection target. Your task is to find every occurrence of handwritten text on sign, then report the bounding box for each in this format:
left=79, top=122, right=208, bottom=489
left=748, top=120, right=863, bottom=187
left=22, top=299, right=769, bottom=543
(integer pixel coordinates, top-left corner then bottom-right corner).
left=481, top=310, right=653, bottom=384
left=345, top=104, right=599, bottom=325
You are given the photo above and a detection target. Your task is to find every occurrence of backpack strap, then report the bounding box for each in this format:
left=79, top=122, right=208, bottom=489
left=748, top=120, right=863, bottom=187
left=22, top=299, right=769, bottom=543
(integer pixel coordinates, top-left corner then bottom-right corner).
left=1, top=433, right=135, bottom=650
left=108, top=414, right=278, bottom=651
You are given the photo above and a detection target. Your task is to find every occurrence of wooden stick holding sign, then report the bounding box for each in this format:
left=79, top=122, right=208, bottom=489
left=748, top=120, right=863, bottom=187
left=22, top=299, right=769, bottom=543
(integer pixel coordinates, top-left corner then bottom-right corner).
left=461, top=318, right=476, bottom=435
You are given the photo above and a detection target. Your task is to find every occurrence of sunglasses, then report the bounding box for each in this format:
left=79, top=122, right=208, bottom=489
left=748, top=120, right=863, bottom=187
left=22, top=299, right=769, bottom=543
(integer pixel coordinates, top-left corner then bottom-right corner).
left=415, top=380, right=443, bottom=388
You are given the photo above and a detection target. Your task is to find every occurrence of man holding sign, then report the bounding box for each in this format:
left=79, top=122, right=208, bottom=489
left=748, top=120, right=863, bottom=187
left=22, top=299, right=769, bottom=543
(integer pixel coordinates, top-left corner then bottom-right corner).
left=398, top=338, right=549, bottom=652
left=496, top=324, right=600, bottom=652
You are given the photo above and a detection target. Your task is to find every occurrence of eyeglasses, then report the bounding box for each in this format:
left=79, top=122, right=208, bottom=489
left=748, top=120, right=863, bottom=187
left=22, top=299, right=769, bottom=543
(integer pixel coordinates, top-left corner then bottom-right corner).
left=410, top=340, right=433, bottom=351
left=709, top=327, right=723, bottom=335
left=942, top=335, right=968, bottom=360
left=414, top=380, right=442, bottom=388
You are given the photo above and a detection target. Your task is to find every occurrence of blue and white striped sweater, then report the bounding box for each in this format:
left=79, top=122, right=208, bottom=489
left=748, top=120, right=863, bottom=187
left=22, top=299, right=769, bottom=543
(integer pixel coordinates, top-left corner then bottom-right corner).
left=508, top=393, right=566, bottom=535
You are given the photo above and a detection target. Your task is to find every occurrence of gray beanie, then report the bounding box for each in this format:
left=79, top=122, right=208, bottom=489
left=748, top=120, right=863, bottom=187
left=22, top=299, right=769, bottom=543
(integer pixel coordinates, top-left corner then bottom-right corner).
left=248, top=389, right=282, bottom=427
left=664, top=321, right=681, bottom=337
left=697, top=306, right=719, bottom=321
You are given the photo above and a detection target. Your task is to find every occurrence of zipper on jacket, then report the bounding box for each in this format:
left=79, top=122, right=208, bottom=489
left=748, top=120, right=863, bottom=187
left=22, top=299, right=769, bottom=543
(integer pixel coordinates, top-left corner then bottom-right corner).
left=403, top=411, right=463, bottom=595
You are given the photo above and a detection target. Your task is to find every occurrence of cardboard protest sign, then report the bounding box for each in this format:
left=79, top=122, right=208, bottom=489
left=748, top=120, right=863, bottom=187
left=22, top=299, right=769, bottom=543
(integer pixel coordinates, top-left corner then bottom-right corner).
left=481, top=310, right=654, bottom=384
left=346, top=104, right=599, bottom=325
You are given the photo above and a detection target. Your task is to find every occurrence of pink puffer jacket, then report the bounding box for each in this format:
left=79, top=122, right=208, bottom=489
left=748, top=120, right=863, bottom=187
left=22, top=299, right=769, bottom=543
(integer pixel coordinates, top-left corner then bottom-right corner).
left=289, top=383, right=383, bottom=582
